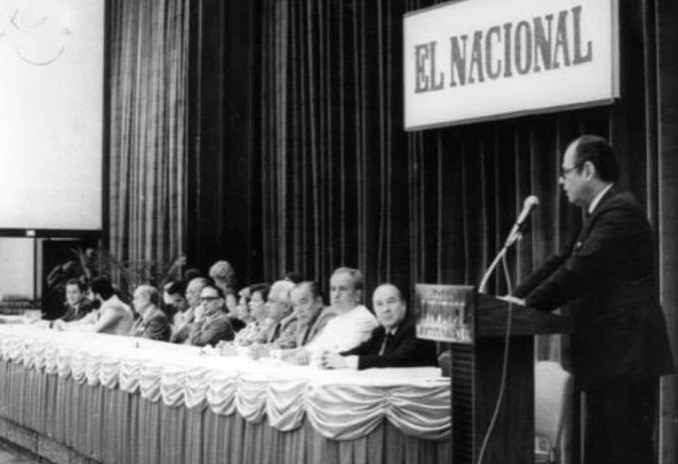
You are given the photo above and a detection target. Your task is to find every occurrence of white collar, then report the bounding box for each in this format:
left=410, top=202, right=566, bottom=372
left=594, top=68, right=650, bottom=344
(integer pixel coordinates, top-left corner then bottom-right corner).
left=588, top=183, right=613, bottom=214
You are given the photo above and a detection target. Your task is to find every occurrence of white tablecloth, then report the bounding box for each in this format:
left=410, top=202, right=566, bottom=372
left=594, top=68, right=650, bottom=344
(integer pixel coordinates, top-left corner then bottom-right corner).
left=0, top=325, right=450, bottom=441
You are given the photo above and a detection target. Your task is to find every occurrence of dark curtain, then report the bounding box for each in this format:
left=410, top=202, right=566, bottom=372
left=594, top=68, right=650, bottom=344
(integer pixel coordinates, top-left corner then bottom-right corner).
left=101, top=0, right=678, bottom=460
left=189, top=0, right=678, bottom=459
left=187, top=0, right=678, bottom=461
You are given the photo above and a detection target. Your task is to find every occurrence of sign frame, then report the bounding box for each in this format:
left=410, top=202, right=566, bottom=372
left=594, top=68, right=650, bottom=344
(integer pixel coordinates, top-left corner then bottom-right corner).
left=403, top=0, right=620, bottom=131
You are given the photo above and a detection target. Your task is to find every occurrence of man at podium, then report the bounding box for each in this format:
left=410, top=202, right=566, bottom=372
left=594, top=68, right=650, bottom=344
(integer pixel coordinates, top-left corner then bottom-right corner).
left=508, top=135, right=674, bottom=464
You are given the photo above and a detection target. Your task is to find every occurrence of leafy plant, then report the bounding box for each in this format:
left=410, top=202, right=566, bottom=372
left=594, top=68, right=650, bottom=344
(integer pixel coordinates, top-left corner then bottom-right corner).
left=46, top=247, right=186, bottom=303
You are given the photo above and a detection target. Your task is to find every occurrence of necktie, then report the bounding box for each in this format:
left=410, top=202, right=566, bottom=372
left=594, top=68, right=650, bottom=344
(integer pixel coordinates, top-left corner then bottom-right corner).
left=379, top=332, right=394, bottom=356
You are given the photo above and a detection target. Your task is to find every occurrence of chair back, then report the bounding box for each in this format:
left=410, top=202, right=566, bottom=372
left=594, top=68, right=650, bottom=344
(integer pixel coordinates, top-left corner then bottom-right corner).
left=535, top=361, right=573, bottom=462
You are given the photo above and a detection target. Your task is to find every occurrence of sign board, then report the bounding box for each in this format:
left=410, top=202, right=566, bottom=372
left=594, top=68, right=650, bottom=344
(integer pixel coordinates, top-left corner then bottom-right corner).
left=403, top=0, right=619, bottom=130
left=415, top=284, right=474, bottom=344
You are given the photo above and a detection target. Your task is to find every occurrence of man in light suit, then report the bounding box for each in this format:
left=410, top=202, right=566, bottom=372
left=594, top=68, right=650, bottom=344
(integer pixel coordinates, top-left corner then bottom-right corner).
left=508, top=135, right=674, bottom=464
left=188, top=284, right=235, bottom=347
left=274, top=281, right=336, bottom=361
left=321, top=283, right=437, bottom=370
left=131, top=285, right=171, bottom=341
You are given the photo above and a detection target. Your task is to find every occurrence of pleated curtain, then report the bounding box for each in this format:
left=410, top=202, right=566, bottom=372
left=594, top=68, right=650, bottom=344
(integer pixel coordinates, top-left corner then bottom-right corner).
left=107, top=0, right=678, bottom=460
left=107, top=0, right=190, bottom=287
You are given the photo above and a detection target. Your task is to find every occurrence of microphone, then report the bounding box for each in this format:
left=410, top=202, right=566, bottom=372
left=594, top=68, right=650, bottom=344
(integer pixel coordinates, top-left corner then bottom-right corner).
left=505, top=195, right=539, bottom=247
left=479, top=195, right=539, bottom=294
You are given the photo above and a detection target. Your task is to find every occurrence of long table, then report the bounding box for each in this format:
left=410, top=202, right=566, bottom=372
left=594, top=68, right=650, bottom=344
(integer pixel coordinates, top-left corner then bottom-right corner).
left=0, top=325, right=450, bottom=464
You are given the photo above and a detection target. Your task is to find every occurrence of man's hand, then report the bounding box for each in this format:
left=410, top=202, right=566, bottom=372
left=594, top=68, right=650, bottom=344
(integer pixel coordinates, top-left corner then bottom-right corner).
left=497, top=295, right=527, bottom=306
left=320, top=351, right=347, bottom=369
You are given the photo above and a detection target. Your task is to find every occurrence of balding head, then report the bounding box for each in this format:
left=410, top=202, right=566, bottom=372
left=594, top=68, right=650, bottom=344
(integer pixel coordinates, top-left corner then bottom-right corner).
left=329, top=267, right=363, bottom=313
left=186, top=277, right=211, bottom=309
left=372, top=283, right=407, bottom=332
left=133, top=285, right=160, bottom=315
left=265, top=280, right=295, bottom=321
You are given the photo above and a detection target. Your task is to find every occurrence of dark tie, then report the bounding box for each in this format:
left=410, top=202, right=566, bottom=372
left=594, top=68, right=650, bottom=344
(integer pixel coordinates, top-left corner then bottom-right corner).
left=299, top=326, right=311, bottom=346
left=269, top=323, right=281, bottom=343
left=380, top=332, right=394, bottom=356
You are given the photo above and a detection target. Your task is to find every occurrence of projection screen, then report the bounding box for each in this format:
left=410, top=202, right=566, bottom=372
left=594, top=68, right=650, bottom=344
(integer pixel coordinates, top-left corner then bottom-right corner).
left=0, top=0, right=103, bottom=231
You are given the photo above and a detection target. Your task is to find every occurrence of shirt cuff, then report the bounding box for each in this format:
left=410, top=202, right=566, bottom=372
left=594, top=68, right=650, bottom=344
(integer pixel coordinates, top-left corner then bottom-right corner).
left=344, top=355, right=359, bottom=370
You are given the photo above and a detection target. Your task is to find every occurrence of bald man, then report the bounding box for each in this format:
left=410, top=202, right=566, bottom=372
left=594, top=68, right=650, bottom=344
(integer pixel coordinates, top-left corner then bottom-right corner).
left=321, top=283, right=437, bottom=370
left=131, top=285, right=171, bottom=341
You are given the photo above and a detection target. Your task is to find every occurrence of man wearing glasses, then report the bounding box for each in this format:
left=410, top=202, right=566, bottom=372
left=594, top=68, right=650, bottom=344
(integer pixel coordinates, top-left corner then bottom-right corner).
left=507, top=135, right=674, bottom=464
left=187, top=284, right=235, bottom=347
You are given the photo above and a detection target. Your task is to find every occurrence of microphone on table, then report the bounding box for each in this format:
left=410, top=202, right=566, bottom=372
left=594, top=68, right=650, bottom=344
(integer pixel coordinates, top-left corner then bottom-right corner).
left=479, top=195, right=539, bottom=294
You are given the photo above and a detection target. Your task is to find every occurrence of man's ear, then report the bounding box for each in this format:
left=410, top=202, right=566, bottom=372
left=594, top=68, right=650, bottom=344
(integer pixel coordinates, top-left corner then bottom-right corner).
left=583, top=160, right=596, bottom=180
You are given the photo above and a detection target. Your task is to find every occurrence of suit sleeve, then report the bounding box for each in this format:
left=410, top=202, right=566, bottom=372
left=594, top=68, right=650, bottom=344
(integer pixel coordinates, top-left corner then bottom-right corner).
left=512, top=235, right=576, bottom=299
left=341, top=327, right=382, bottom=356
left=189, top=316, right=234, bottom=347
left=356, top=337, right=438, bottom=369
left=92, top=306, right=126, bottom=333
left=142, top=315, right=171, bottom=342
left=525, top=204, right=643, bottom=311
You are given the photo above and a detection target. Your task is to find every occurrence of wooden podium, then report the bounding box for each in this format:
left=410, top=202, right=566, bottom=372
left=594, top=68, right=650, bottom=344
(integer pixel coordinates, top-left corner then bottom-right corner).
left=416, top=285, right=571, bottom=464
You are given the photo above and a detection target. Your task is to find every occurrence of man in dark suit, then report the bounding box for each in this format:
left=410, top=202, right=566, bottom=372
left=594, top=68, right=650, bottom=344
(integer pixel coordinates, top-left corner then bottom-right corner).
left=60, top=279, right=95, bottom=322
left=508, top=135, right=674, bottom=464
left=321, top=283, right=437, bottom=370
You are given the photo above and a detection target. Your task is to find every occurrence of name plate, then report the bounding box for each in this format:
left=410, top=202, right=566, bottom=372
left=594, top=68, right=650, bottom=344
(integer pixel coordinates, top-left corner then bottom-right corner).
left=415, top=284, right=474, bottom=343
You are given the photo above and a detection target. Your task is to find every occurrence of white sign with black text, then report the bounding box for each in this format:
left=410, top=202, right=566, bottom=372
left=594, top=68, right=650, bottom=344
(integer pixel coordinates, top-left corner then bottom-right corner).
left=403, top=0, right=619, bottom=130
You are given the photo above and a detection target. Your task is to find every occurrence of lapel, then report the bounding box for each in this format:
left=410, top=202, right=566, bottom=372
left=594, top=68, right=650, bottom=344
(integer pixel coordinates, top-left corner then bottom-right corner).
left=382, top=318, right=412, bottom=356
left=575, top=186, right=618, bottom=248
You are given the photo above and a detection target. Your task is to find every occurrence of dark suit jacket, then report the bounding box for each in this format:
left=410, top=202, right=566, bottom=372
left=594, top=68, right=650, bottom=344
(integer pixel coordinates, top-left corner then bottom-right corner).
left=188, top=311, right=235, bottom=347
left=341, top=317, right=438, bottom=370
left=131, top=307, right=171, bottom=342
left=60, top=298, right=95, bottom=323
left=513, top=187, right=674, bottom=388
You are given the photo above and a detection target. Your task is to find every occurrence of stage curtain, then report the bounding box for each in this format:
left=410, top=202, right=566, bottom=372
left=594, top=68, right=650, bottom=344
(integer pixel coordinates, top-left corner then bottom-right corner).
left=196, top=0, right=678, bottom=461
left=655, top=0, right=678, bottom=460
left=179, top=0, right=678, bottom=460
left=106, top=0, right=190, bottom=282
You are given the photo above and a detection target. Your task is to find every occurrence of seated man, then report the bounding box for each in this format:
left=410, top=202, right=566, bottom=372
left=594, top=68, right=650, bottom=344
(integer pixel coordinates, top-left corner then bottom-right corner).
left=166, top=280, right=190, bottom=326
left=321, top=283, right=438, bottom=370
left=229, top=283, right=272, bottom=347
left=171, top=277, right=210, bottom=343
left=60, top=279, right=95, bottom=322
left=296, top=267, right=378, bottom=364
left=262, top=280, right=297, bottom=346
left=130, top=285, right=171, bottom=341
left=288, top=281, right=336, bottom=347
left=244, top=281, right=297, bottom=358
left=187, top=284, right=235, bottom=347
left=272, top=281, right=337, bottom=362
left=55, top=277, right=135, bottom=335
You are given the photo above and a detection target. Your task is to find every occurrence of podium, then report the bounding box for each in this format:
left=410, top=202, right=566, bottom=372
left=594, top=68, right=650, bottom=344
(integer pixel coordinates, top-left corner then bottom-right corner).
left=416, top=285, right=571, bottom=464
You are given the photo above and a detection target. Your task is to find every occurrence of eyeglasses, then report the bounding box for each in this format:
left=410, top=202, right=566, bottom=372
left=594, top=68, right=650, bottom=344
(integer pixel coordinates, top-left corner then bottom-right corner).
left=200, top=296, right=221, bottom=302
left=559, top=164, right=581, bottom=179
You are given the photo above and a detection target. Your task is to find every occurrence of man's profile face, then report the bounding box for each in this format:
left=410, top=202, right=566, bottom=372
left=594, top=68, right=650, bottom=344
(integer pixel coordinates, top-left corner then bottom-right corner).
left=170, top=293, right=189, bottom=312
left=249, top=291, right=266, bottom=320
left=65, top=284, right=83, bottom=306
left=265, top=287, right=290, bottom=322
left=291, top=286, right=322, bottom=324
left=329, top=272, right=361, bottom=312
left=559, top=141, right=588, bottom=207
left=185, top=279, right=205, bottom=308
left=372, top=284, right=406, bottom=332
left=133, top=289, right=150, bottom=314
left=199, top=287, right=224, bottom=315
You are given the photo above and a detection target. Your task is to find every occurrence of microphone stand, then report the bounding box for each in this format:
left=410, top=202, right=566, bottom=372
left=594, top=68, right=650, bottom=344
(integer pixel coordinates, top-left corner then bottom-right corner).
left=478, top=222, right=527, bottom=294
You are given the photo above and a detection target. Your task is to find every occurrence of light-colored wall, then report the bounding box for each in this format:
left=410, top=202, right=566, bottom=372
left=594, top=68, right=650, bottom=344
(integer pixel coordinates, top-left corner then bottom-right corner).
left=0, top=238, right=35, bottom=300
